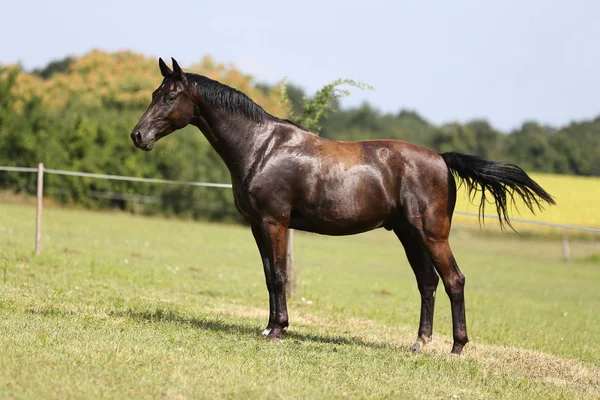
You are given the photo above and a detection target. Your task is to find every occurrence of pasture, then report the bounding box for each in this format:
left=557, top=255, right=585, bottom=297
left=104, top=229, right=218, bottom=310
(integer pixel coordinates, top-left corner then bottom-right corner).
left=1, top=202, right=599, bottom=399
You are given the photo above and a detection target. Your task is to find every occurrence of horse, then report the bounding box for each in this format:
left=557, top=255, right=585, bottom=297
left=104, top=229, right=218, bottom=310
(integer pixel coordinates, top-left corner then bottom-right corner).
left=130, top=58, right=555, bottom=355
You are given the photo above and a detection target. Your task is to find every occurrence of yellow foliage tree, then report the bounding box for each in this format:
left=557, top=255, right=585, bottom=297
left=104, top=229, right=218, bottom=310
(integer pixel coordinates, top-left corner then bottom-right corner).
left=5, top=50, right=287, bottom=117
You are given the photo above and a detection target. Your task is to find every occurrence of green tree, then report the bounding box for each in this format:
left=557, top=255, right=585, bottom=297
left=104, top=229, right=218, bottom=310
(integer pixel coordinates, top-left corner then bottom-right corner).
left=0, top=67, right=19, bottom=131
left=550, top=121, right=600, bottom=176
left=466, top=119, right=503, bottom=159
left=430, top=123, right=477, bottom=154
left=279, top=78, right=372, bottom=134
left=505, top=122, right=558, bottom=172
left=31, top=56, right=74, bottom=79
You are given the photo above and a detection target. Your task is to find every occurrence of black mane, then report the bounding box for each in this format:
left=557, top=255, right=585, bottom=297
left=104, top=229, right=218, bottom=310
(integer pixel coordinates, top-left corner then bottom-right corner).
left=185, top=73, right=307, bottom=130
left=186, top=73, right=269, bottom=123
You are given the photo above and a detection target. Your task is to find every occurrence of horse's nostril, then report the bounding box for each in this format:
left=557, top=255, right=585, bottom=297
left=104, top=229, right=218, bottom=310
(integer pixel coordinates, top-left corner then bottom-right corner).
left=135, top=131, right=142, bottom=144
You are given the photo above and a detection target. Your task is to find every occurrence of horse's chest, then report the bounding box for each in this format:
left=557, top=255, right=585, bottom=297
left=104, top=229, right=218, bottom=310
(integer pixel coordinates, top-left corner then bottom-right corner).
left=232, top=174, right=292, bottom=222
left=232, top=180, right=273, bottom=220
left=232, top=186, right=254, bottom=220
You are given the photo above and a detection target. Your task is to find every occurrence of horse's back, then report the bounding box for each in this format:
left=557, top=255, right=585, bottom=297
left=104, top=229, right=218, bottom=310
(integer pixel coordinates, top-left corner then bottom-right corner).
left=316, top=137, right=448, bottom=186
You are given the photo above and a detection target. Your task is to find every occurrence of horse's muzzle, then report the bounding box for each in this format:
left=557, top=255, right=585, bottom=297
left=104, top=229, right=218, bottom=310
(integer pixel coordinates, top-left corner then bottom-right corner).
left=131, top=130, right=155, bottom=151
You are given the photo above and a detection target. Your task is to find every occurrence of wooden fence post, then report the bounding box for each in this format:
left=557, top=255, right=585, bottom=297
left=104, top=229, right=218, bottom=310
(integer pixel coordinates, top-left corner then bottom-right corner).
left=132, top=196, right=140, bottom=215
left=286, top=229, right=297, bottom=297
left=35, top=163, right=44, bottom=255
left=561, top=230, right=571, bottom=262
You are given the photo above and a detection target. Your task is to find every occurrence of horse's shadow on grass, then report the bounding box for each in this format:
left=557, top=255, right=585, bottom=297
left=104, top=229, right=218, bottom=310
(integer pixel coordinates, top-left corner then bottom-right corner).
left=107, top=307, right=405, bottom=352
left=27, top=305, right=408, bottom=352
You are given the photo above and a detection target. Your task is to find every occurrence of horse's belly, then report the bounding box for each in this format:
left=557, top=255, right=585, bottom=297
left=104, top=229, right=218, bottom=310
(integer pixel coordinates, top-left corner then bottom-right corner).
left=289, top=214, right=387, bottom=236
left=291, top=167, right=396, bottom=235
left=291, top=193, right=394, bottom=236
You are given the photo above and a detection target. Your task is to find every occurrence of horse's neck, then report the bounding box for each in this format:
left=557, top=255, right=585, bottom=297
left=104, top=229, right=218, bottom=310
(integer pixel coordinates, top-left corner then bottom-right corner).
left=191, top=108, right=272, bottom=178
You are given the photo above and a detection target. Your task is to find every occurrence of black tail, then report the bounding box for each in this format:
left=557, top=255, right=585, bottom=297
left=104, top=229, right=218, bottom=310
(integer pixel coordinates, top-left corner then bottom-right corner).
left=441, top=152, right=556, bottom=230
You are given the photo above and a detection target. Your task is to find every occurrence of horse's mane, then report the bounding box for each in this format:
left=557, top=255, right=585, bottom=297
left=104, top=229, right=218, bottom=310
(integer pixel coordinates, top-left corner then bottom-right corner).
left=185, top=73, right=308, bottom=130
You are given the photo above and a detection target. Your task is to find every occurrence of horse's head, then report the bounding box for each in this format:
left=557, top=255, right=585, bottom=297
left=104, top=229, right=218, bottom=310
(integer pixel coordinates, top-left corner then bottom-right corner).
left=131, top=58, right=196, bottom=151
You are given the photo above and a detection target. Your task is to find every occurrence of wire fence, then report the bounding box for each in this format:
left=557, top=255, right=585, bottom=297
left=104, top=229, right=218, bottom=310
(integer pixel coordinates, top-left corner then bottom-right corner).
left=1, top=164, right=598, bottom=262
left=43, top=168, right=233, bottom=188
left=453, top=211, right=600, bottom=233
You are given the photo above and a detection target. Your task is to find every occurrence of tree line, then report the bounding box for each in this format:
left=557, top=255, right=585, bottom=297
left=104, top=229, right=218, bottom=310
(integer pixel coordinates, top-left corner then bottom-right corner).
left=265, top=83, right=599, bottom=177
left=1, top=51, right=598, bottom=221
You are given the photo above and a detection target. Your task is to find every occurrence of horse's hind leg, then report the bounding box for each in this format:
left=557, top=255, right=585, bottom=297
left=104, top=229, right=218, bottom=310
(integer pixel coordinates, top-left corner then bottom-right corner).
left=420, top=234, right=468, bottom=355
left=394, top=226, right=439, bottom=352
left=399, top=160, right=468, bottom=354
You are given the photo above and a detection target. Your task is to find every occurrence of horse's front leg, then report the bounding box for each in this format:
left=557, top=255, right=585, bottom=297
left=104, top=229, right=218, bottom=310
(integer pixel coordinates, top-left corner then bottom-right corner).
left=251, top=224, right=276, bottom=335
left=254, top=218, right=289, bottom=339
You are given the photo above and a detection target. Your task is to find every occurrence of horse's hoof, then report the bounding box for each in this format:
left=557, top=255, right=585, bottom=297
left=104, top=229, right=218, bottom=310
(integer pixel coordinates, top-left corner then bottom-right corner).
left=266, top=326, right=284, bottom=341
left=265, top=333, right=281, bottom=342
left=263, top=325, right=287, bottom=336
left=410, top=341, right=422, bottom=353
left=451, top=343, right=464, bottom=355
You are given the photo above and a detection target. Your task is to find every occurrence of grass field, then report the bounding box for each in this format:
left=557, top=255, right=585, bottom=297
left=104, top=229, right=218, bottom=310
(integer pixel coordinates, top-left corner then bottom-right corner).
left=1, top=203, right=599, bottom=399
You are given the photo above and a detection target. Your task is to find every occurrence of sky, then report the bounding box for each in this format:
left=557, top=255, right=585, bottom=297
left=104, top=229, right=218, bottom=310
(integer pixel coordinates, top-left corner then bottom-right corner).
left=1, top=0, right=598, bottom=131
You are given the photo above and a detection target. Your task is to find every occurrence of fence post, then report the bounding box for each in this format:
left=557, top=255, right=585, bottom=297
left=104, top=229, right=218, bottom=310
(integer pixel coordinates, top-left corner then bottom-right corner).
left=132, top=196, right=140, bottom=214
left=561, top=229, right=571, bottom=262
left=35, top=163, right=44, bottom=255
left=286, top=229, right=297, bottom=297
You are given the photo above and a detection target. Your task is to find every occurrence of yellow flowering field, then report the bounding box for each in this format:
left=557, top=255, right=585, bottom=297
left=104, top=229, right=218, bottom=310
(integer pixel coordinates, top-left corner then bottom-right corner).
left=454, top=173, right=600, bottom=229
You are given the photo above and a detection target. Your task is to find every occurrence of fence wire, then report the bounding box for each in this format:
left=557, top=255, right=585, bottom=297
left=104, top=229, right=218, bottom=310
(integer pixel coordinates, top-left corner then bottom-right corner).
left=1, top=165, right=599, bottom=233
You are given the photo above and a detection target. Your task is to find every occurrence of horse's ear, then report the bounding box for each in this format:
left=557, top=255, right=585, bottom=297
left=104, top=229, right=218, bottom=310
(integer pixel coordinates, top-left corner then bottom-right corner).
left=171, top=57, right=183, bottom=79
left=159, top=58, right=172, bottom=78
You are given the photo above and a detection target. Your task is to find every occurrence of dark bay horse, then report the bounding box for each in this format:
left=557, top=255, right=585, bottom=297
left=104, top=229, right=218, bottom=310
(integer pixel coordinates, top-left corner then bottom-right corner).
left=131, top=58, right=555, bottom=355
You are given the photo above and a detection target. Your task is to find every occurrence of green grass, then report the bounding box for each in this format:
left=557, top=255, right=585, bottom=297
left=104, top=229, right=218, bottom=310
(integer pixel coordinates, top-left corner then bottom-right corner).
left=1, top=203, right=599, bottom=399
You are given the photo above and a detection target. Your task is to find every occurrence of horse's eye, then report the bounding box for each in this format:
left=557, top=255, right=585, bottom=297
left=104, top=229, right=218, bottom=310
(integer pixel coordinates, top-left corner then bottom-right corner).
left=166, top=93, right=177, bottom=103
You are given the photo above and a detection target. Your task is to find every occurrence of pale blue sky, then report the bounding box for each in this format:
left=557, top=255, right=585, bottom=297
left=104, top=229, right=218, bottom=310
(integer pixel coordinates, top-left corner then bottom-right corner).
left=2, top=0, right=598, bottom=131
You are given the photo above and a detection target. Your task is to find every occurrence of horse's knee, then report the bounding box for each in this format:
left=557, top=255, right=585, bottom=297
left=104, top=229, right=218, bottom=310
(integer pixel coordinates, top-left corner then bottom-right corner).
left=431, top=272, right=440, bottom=287
left=426, top=273, right=440, bottom=293
left=417, top=267, right=439, bottom=295
left=272, top=273, right=286, bottom=292
left=419, top=282, right=438, bottom=302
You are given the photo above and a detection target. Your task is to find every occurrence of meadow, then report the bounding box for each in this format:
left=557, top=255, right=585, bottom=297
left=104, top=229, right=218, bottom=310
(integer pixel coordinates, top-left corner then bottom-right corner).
left=0, top=202, right=599, bottom=399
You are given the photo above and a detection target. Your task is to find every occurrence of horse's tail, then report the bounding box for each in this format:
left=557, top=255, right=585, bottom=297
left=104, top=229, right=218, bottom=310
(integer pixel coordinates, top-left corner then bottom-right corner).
left=441, top=151, right=556, bottom=230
